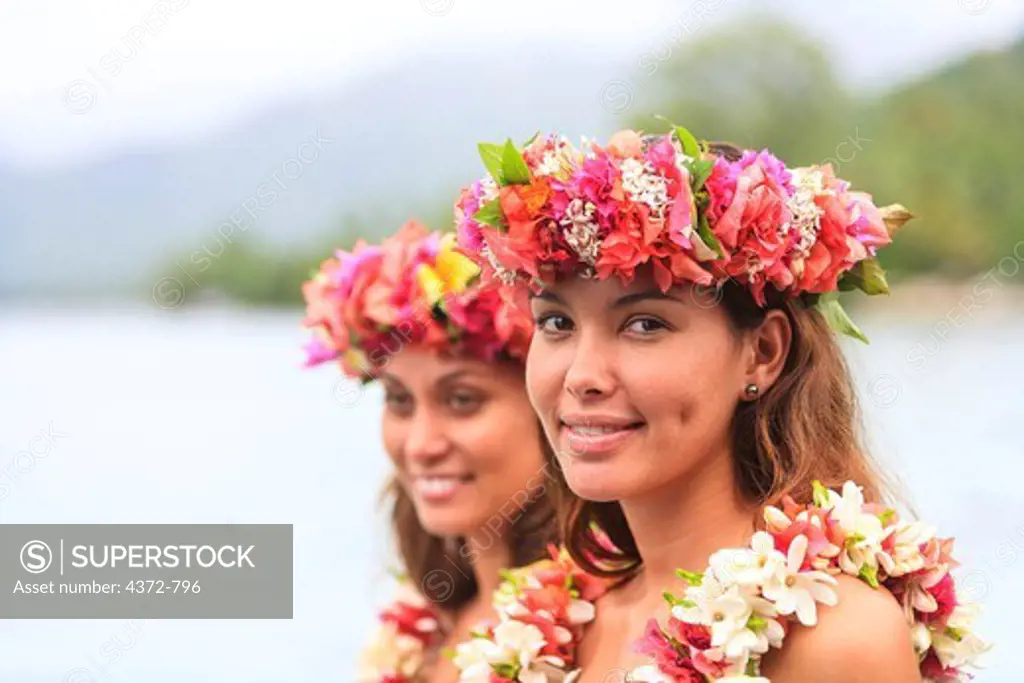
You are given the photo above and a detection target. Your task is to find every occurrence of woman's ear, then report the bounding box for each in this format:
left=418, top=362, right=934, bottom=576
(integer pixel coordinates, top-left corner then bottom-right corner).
left=741, top=308, right=792, bottom=400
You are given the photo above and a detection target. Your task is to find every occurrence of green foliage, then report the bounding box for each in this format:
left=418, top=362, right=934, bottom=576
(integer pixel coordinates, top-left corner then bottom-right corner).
left=154, top=21, right=1024, bottom=306
left=630, top=17, right=1024, bottom=279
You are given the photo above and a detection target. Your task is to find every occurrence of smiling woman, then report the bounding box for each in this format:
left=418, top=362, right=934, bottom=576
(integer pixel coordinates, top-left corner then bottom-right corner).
left=301, top=220, right=564, bottom=683
left=448, top=129, right=988, bottom=683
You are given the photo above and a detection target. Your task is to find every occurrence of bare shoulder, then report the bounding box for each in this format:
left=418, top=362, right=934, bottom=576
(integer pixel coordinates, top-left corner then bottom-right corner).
left=762, top=575, right=921, bottom=683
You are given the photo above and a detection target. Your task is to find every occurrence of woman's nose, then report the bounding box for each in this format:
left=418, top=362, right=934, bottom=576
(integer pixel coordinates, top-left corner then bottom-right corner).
left=403, top=410, right=450, bottom=463
left=563, top=332, right=615, bottom=401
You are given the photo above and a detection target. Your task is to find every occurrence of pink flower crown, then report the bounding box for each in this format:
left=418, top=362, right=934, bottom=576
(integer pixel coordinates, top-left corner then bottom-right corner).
left=454, top=126, right=913, bottom=342
left=301, top=220, right=533, bottom=380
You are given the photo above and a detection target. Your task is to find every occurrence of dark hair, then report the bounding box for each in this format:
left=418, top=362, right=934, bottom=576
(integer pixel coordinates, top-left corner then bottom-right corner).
left=559, top=142, right=892, bottom=577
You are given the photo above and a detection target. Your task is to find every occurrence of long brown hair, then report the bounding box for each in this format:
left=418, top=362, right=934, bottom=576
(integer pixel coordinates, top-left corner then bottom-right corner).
left=383, top=361, right=561, bottom=611
left=562, top=142, right=893, bottom=577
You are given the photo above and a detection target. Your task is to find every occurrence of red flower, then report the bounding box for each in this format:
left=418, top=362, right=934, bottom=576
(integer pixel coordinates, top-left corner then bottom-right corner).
left=633, top=619, right=704, bottom=682
left=921, top=572, right=958, bottom=625
left=920, top=650, right=963, bottom=682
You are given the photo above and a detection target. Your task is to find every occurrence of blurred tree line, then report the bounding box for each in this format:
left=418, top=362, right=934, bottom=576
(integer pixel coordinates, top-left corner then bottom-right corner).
left=159, top=18, right=1024, bottom=307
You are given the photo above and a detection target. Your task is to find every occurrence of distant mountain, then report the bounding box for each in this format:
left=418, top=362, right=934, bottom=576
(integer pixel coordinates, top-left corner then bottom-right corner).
left=0, top=50, right=622, bottom=298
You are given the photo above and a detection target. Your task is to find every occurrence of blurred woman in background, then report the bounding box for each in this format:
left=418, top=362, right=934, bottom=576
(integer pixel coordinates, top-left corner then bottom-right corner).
left=301, top=220, right=561, bottom=683
left=450, top=129, right=988, bottom=682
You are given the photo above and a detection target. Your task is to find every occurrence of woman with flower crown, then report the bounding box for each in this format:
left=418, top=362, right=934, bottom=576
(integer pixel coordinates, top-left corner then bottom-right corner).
left=449, top=130, right=988, bottom=682
left=301, top=220, right=591, bottom=683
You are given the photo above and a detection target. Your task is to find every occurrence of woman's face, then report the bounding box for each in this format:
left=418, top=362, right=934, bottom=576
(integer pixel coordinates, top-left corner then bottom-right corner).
left=380, top=350, right=546, bottom=538
left=526, top=271, right=761, bottom=503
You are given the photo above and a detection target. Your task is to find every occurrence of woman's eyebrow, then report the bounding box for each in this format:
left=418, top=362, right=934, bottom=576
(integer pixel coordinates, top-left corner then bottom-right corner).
left=529, top=290, right=566, bottom=305
left=611, top=289, right=684, bottom=309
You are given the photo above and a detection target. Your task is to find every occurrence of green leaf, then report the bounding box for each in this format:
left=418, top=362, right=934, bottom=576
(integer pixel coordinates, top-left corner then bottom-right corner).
left=473, top=198, right=504, bottom=228
left=696, top=214, right=724, bottom=258
left=675, top=569, right=704, bottom=586
left=492, top=662, right=519, bottom=679
left=501, top=139, right=532, bottom=185
left=674, top=125, right=701, bottom=159
left=662, top=590, right=684, bottom=607
left=878, top=508, right=896, bottom=526
left=859, top=563, right=880, bottom=589
left=522, top=130, right=541, bottom=147
left=841, top=258, right=890, bottom=296
left=816, top=291, right=869, bottom=344
left=690, top=159, right=715, bottom=191
left=747, top=615, right=767, bottom=630
left=811, top=480, right=831, bottom=508
left=478, top=143, right=505, bottom=184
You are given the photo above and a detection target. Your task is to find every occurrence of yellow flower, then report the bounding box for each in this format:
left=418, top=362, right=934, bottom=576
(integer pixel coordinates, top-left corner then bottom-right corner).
left=416, top=233, right=480, bottom=306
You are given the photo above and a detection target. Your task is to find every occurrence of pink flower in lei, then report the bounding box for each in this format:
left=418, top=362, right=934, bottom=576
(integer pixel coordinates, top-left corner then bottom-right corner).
left=629, top=481, right=989, bottom=682
left=452, top=545, right=618, bottom=683
left=452, top=126, right=915, bottom=343
left=357, top=581, right=444, bottom=683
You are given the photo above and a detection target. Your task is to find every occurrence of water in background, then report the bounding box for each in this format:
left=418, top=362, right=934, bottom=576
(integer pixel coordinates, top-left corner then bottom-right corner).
left=1, top=305, right=1021, bottom=681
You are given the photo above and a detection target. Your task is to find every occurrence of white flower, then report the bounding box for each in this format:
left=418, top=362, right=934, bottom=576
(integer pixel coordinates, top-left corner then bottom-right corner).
left=762, top=534, right=838, bottom=626
left=823, top=482, right=889, bottom=578
left=878, top=521, right=935, bottom=577
left=559, top=198, right=601, bottom=267
left=931, top=603, right=990, bottom=670
left=911, top=621, right=933, bottom=655
left=566, top=598, right=596, bottom=625
left=673, top=576, right=777, bottom=661
left=358, top=622, right=425, bottom=681
left=710, top=531, right=787, bottom=587
left=619, top=158, right=670, bottom=220
left=454, top=636, right=504, bottom=683
left=627, top=664, right=673, bottom=682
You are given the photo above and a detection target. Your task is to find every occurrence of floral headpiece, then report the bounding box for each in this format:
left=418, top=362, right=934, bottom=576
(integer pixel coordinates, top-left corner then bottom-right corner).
left=301, top=220, right=533, bottom=380
left=454, top=126, right=913, bottom=342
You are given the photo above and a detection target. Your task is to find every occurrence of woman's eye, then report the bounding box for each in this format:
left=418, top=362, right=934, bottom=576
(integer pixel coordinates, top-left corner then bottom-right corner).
left=624, top=316, right=669, bottom=335
left=384, top=392, right=413, bottom=414
left=447, top=391, right=482, bottom=413
left=536, top=313, right=574, bottom=334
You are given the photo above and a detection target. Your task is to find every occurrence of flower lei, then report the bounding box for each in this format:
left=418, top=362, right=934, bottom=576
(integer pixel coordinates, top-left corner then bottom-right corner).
left=357, top=579, right=445, bottom=683
left=301, top=220, right=533, bottom=379
left=453, top=127, right=914, bottom=342
left=452, top=546, right=616, bottom=683
left=630, top=481, right=989, bottom=683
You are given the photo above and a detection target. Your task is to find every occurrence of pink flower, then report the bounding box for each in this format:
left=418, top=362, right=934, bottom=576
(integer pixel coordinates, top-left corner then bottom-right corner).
left=633, top=619, right=704, bottom=682
left=705, top=151, right=796, bottom=305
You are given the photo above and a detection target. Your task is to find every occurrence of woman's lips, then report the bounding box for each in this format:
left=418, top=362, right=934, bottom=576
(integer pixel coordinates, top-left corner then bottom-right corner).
left=411, top=475, right=473, bottom=503
left=560, top=422, right=644, bottom=457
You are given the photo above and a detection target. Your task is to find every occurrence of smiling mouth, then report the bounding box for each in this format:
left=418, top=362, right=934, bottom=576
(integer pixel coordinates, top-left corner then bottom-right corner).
left=410, top=474, right=474, bottom=502
left=559, top=420, right=645, bottom=456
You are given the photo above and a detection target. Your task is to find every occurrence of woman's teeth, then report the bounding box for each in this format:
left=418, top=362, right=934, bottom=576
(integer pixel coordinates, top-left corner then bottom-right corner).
left=569, top=424, right=635, bottom=435
left=414, top=476, right=467, bottom=497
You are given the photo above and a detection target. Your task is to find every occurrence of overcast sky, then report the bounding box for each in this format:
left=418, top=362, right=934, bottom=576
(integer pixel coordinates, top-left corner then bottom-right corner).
left=2, top=0, right=1022, bottom=168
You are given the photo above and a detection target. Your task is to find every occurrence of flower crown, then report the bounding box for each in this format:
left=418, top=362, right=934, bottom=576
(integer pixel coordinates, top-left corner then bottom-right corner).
left=301, top=220, right=533, bottom=380
left=454, top=126, right=913, bottom=342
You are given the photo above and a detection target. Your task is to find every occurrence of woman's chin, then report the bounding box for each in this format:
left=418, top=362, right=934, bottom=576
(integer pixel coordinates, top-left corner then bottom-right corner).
left=563, top=460, right=635, bottom=502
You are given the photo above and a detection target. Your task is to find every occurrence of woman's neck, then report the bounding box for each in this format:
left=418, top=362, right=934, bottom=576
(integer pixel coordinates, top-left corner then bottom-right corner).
left=464, top=534, right=514, bottom=609
left=621, top=443, right=758, bottom=589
